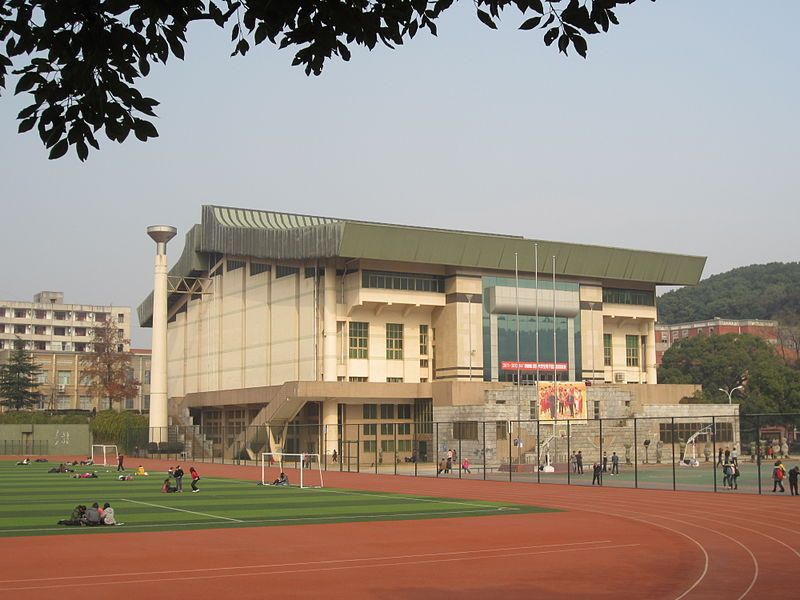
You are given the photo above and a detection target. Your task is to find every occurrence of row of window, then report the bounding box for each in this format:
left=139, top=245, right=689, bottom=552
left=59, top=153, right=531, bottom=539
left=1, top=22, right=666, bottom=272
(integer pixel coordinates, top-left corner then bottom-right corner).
left=603, top=334, right=642, bottom=368
left=602, top=288, right=655, bottom=306
left=362, top=404, right=413, bottom=420
left=32, top=395, right=150, bottom=411
left=348, top=323, right=430, bottom=360
left=362, top=270, right=445, bottom=293
left=0, top=324, right=120, bottom=337
left=34, top=367, right=146, bottom=386
left=362, top=423, right=413, bottom=435
left=0, top=309, right=122, bottom=322
left=362, top=439, right=414, bottom=453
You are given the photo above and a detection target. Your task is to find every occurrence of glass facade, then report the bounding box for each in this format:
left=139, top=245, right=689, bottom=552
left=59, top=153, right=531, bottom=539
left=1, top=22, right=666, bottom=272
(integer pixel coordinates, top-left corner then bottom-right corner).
left=482, top=276, right=581, bottom=382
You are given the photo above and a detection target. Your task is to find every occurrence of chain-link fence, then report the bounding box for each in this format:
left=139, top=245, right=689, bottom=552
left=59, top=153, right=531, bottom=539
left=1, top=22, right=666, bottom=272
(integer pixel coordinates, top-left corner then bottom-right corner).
left=87, top=412, right=800, bottom=495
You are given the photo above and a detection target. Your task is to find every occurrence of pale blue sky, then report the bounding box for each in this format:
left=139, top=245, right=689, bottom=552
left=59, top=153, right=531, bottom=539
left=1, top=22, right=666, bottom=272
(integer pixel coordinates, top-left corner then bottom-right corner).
left=1, top=1, right=797, bottom=347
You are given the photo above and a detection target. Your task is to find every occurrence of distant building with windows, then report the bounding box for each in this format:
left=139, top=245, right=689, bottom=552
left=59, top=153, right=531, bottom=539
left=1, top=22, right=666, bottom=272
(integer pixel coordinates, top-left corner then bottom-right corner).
left=0, top=291, right=130, bottom=353
left=0, top=292, right=150, bottom=412
left=138, top=206, right=722, bottom=462
left=655, top=318, right=778, bottom=365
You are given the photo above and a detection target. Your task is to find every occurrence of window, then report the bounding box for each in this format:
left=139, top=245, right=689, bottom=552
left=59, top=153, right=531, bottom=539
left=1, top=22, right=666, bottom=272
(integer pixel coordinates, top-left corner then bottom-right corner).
left=386, top=377, right=403, bottom=383
left=363, top=423, right=377, bottom=436
left=496, top=421, right=507, bottom=440
left=74, top=327, right=86, bottom=336
left=276, top=265, right=299, bottom=278
left=144, top=370, right=151, bottom=384
left=397, top=439, right=412, bottom=452
left=143, top=395, right=150, bottom=410
left=250, top=262, right=271, bottom=276
left=419, top=359, right=429, bottom=368
left=227, top=259, right=245, bottom=272
left=74, top=343, right=86, bottom=352
left=386, top=323, right=403, bottom=360
left=398, top=404, right=412, bottom=419
left=381, top=423, right=394, bottom=435
left=380, top=440, right=395, bottom=452
left=397, top=423, right=411, bottom=435
left=53, top=327, right=66, bottom=336
left=57, top=396, right=70, bottom=410
left=454, top=421, right=478, bottom=441
left=14, top=309, right=27, bottom=318
left=34, top=325, right=46, bottom=335
left=349, top=376, right=368, bottom=382
left=380, top=404, right=395, bottom=419
left=602, top=288, right=655, bottom=306
left=362, top=404, right=377, bottom=419
left=349, top=322, right=368, bottom=359
left=117, top=313, right=125, bottom=323
left=75, top=312, right=86, bottom=321
left=36, top=372, right=48, bottom=384
left=34, top=341, right=46, bottom=350
left=304, top=267, right=325, bottom=278
left=419, top=324, right=429, bottom=356
left=124, top=398, right=134, bottom=410
left=593, top=401, right=600, bottom=420
left=363, top=440, right=377, bottom=453
left=14, top=324, right=25, bottom=334
left=626, top=335, right=640, bottom=367
left=57, top=371, right=71, bottom=385
left=35, top=310, right=47, bottom=319
left=362, top=270, right=445, bottom=293
left=79, top=396, right=92, bottom=410
left=603, top=334, right=612, bottom=367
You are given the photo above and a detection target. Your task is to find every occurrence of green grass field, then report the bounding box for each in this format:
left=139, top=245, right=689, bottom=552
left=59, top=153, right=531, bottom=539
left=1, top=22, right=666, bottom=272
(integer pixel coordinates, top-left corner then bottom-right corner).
left=0, top=461, right=552, bottom=538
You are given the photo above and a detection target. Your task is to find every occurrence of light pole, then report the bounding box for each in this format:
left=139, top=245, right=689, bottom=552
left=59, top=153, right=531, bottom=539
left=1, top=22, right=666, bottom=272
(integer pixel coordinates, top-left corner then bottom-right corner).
left=465, top=293, right=473, bottom=381
left=719, top=385, right=744, bottom=404
left=147, top=225, right=177, bottom=444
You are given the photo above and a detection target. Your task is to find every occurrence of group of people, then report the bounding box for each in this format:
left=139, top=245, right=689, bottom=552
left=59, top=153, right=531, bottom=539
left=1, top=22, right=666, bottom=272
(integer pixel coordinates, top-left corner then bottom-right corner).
left=58, top=501, right=119, bottom=526
left=437, top=449, right=470, bottom=475
left=772, top=460, right=800, bottom=494
left=162, top=465, right=200, bottom=493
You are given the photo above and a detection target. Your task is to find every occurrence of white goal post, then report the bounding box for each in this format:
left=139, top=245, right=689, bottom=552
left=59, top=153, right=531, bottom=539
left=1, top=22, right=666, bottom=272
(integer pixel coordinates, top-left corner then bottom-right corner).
left=261, top=453, right=324, bottom=489
left=91, top=444, right=119, bottom=466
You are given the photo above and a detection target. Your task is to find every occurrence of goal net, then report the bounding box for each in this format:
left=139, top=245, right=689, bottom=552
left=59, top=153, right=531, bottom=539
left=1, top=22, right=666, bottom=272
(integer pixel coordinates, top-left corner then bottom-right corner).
left=91, top=444, right=119, bottom=466
left=261, top=453, right=324, bottom=489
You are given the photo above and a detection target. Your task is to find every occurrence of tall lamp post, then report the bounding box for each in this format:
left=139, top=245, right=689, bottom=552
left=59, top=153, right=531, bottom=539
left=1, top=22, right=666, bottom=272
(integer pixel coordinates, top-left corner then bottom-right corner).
left=147, top=225, right=177, bottom=444
left=719, top=385, right=744, bottom=404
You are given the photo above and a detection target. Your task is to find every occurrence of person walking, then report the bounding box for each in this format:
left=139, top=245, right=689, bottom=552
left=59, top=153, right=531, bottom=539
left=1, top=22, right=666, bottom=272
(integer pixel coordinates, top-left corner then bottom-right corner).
left=731, top=446, right=739, bottom=465
left=576, top=451, right=584, bottom=474
left=173, top=465, right=185, bottom=492
left=332, top=449, right=338, bottom=463
left=611, top=452, right=620, bottom=475
left=592, top=462, right=602, bottom=486
left=722, top=462, right=732, bottom=489
left=602, top=452, right=608, bottom=473
left=189, top=466, right=200, bottom=492
left=571, top=452, right=577, bottom=474
left=437, top=458, right=447, bottom=475
left=772, top=460, right=787, bottom=493
left=731, top=462, right=740, bottom=490
left=116, top=453, right=125, bottom=472
left=789, top=466, right=800, bottom=496
left=462, top=457, right=471, bottom=475
left=717, top=448, right=724, bottom=466
left=446, top=449, right=453, bottom=473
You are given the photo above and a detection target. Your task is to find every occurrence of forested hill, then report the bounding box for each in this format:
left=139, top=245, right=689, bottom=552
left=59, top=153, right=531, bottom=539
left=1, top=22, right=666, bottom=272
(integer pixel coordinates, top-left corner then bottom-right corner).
left=657, top=262, right=800, bottom=325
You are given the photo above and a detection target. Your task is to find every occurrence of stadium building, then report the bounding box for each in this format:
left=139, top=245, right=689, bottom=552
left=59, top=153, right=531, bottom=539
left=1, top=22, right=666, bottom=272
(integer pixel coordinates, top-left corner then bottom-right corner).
left=139, top=206, right=731, bottom=463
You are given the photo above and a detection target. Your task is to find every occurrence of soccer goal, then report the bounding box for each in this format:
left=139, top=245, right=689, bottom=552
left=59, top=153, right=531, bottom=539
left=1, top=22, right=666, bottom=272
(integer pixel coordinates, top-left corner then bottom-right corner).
left=261, top=453, right=324, bottom=488
left=91, top=444, right=119, bottom=466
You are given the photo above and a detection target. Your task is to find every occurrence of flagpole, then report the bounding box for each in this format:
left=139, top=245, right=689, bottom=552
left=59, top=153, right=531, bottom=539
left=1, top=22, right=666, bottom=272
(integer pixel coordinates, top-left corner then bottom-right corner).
left=535, top=243, right=540, bottom=385
left=515, top=252, right=521, bottom=440
left=553, top=255, right=558, bottom=417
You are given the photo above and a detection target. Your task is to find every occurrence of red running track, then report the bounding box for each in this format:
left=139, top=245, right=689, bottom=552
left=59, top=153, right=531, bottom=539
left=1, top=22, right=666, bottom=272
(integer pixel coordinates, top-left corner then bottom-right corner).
left=1, top=458, right=798, bottom=600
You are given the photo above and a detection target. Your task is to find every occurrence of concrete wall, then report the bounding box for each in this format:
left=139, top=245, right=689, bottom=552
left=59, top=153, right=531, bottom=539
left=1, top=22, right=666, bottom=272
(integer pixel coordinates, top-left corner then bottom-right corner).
left=0, top=424, right=91, bottom=455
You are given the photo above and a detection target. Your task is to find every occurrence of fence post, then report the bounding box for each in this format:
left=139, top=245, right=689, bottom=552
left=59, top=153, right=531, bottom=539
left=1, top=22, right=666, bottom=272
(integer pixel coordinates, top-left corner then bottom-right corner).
left=413, top=422, right=418, bottom=478
left=458, top=436, right=462, bottom=479
left=567, top=420, right=571, bottom=485
left=712, top=416, right=717, bottom=493
left=394, top=421, right=398, bottom=476
left=375, top=424, right=379, bottom=475
left=483, top=420, right=487, bottom=481
left=633, top=418, right=638, bottom=489
left=599, top=417, right=604, bottom=486
left=435, top=422, right=439, bottom=478
left=357, top=424, right=361, bottom=474
left=536, top=419, right=541, bottom=484
left=508, top=421, right=513, bottom=482
left=671, top=416, right=676, bottom=491
left=756, top=414, right=762, bottom=495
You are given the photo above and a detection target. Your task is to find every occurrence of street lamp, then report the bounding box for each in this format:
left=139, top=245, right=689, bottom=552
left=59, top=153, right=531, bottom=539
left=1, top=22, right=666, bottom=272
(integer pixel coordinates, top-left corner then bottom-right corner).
left=719, top=385, right=744, bottom=404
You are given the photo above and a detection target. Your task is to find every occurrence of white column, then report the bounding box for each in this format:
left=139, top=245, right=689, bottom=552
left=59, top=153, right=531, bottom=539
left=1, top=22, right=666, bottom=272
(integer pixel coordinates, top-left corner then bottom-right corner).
left=646, top=320, right=657, bottom=384
left=322, top=399, right=338, bottom=458
left=147, top=226, right=176, bottom=443
left=323, top=266, right=337, bottom=382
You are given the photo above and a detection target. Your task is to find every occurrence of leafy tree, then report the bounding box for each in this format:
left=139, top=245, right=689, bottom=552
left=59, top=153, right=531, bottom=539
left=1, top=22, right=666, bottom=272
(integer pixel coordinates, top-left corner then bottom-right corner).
left=0, top=343, right=42, bottom=410
left=0, top=0, right=647, bottom=160
left=659, top=333, right=800, bottom=415
left=80, top=318, right=140, bottom=412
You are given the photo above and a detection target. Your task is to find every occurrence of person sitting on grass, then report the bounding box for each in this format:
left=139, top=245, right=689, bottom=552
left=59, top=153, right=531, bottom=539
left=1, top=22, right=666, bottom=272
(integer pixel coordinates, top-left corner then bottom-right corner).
left=82, top=502, right=103, bottom=526
left=72, top=472, right=98, bottom=479
left=16, top=458, right=31, bottom=465
left=80, top=457, right=94, bottom=465
left=102, top=502, right=120, bottom=525
left=58, top=505, right=86, bottom=526
left=118, top=474, right=133, bottom=481
left=162, top=478, right=178, bottom=493
left=136, top=465, right=148, bottom=476
left=270, top=472, right=289, bottom=486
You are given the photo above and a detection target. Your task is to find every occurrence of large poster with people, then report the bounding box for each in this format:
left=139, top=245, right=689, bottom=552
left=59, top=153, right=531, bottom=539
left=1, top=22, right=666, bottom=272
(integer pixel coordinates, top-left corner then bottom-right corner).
left=537, top=382, right=587, bottom=421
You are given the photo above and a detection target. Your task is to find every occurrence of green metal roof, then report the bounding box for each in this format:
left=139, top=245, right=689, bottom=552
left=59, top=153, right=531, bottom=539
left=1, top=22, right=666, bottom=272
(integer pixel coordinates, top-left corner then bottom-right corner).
left=138, top=205, right=706, bottom=326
